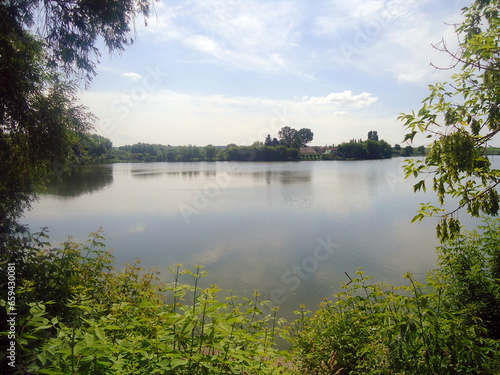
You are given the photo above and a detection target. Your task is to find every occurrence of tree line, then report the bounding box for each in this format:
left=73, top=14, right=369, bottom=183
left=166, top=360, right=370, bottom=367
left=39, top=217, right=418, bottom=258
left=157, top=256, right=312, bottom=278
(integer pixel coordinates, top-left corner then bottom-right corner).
left=71, top=128, right=431, bottom=164
left=336, top=132, right=393, bottom=160
left=68, top=125, right=311, bottom=163
left=112, top=143, right=300, bottom=162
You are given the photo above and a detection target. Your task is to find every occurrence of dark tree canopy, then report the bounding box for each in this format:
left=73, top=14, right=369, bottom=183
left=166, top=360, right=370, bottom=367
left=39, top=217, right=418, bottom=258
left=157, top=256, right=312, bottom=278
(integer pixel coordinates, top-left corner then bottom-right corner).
left=6, top=0, right=153, bottom=85
left=278, top=126, right=298, bottom=148
left=264, top=134, right=272, bottom=146
left=276, top=126, right=314, bottom=148
left=298, top=128, right=314, bottom=147
left=368, top=130, right=379, bottom=141
left=337, top=137, right=392, bottom=160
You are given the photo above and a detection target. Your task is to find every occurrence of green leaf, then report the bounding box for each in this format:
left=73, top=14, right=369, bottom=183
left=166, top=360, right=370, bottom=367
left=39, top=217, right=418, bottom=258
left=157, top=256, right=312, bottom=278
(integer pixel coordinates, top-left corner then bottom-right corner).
left=94, top=327, right=106, bottom=342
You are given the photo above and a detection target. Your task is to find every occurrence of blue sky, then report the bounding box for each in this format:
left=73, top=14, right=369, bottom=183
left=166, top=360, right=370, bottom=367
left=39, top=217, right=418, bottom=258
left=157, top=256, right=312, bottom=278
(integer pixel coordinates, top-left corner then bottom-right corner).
left=79, top=0, right=470, bottom=147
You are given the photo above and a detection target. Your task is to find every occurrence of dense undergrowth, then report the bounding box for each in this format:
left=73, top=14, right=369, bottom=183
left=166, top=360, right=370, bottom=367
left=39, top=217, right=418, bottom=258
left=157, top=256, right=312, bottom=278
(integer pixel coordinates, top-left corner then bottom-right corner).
left=1, top=219, right=500, bottom=374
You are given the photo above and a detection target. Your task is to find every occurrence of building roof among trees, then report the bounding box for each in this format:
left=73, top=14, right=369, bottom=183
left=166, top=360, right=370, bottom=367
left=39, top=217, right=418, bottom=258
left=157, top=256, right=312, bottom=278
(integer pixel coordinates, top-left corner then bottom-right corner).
left=300, top=147, right=317, bottom=154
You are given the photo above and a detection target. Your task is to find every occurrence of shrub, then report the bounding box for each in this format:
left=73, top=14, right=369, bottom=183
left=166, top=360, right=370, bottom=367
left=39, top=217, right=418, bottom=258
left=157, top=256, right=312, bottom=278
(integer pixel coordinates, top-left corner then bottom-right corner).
left=286, top=268, right=500, bottom=374
left=1, top=230, right=291, bottom=374
left=436, top=217, right=500, bottom=339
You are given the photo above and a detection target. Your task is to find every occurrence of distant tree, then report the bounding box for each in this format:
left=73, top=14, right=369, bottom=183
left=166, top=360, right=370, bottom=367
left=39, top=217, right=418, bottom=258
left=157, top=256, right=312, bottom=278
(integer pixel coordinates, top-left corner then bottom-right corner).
left=278, top=126, right=298, bottom=148
left=298, top=128, right=314, bottom=147
left=379, top=140, right=393, bottom=159
left=366, top=140, right=382, bottom=159
left=204, top=145, right=217, bottom=161
left=337, top=138, right=392, bottom=160
left=191, top=146, right=201, bottom=161
left=271, top=138, right=280, bottom=147
left=403, top=146, right=413, bottom=156
left=394, top=144, right=402, bottom=151
left=166, top=149, right=178, bottom=162
left=368, top=131, right=379, bottom=141
left=264, top=134, right=272, bottom=146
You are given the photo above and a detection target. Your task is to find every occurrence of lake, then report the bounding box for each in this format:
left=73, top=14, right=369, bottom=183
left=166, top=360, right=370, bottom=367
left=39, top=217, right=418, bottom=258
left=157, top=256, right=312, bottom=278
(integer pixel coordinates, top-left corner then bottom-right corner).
left=22, top=158, right=468, bottom=319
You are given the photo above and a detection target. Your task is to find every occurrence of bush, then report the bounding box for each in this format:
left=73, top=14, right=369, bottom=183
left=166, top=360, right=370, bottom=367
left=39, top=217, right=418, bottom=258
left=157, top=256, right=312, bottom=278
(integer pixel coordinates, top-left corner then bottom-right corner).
left=436, top=217, right=500, bottom=339
left=286, top=268, right=500, bottom=374
left=1, top=230, right=291, bottom=374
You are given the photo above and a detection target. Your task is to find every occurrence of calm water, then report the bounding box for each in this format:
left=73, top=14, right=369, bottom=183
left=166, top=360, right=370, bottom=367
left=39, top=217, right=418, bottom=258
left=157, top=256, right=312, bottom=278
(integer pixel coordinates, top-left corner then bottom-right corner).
left=23, top=159, right=470, bottom=318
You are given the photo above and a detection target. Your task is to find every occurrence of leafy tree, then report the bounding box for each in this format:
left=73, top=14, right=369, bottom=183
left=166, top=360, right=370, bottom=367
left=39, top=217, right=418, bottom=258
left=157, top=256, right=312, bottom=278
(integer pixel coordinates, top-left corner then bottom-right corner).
left=204, top=144, right=217, bottom=161
left=403, top=145, right=414, bottom=157
left=264, top=134, right=273, bottom=146
left=278, top=126, right=298, bottom=148
left=298, top=128, right=314, bottom=146
left=368, top=130, right=379, bottom=141
left=337, top=141, right=368, bottom=159
left=277, top=126, right=314, bottom=148
left=71, top=134, right=113, bottom=163
left=337, top=138, right=392, bottom=160
left=7, top=0, right=153, bottom=86
left=400, top=0, right=500, bottom=240
left=0, top=0, right=153, bottom=237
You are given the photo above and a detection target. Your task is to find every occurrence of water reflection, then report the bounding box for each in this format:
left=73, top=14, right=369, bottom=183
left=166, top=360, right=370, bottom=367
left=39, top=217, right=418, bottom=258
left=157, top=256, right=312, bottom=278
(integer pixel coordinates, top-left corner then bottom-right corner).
left=25, top=159, right=465, bottom=322
left=131, top=170, right=206, bottom=179
left=128, top=163, right=312, bottom=185
left=45, top=165, right=113, bottom=197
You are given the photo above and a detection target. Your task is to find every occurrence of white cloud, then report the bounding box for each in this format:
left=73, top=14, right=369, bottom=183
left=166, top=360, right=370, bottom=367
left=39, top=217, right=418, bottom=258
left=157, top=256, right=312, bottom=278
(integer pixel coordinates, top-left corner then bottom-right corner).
left=304, top=91, right=378, bottom=108
left=333, top=111, right=347, bottom=117
left=134, top=0, right=468, bottom=85
left=140, top=0, right=301, bottom=74
left=80, top=87, right=388, bottom=148
left=122, top=72, right=142, bottom=80
left=185, top=35, right=218, bottom=53
left=309, top=0, right=466, bottom=83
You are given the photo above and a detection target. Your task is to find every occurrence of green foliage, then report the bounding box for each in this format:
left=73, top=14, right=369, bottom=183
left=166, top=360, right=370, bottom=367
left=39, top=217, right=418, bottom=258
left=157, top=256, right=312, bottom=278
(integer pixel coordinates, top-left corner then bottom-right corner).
left=287, top=268, right=500, bottom=374
left=277, top=127, right=314, bottom=148
left=0, top=230, right=291, bottom=374
left=221, top=144, right=300, bottom=162
left=399, top=0, right=500, bottom=241
left=297, top=129, right=314, bottom=147
left=2, top=223, right=500, bottom=374
left=8, top=0, right=153, bottom=85
left=436, top=217, right=500, bottom=340
left=70, top=134, right=114, bottom=164
left=336, top=138, right=392, bottom=160
left=204, top=144, right=217, bottom=161
left=1, top=0, right=153, bottom=230
left=85, top=142, right=302, bottom=163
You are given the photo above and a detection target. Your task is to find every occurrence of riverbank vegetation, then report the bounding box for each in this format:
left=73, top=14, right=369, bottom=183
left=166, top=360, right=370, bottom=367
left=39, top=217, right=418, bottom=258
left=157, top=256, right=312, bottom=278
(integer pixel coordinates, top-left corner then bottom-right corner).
left=1, top=219, right=500, bottom=374
left=64, top=133, right=499, bottom=165
left=68, top=131, right=398, bottom=165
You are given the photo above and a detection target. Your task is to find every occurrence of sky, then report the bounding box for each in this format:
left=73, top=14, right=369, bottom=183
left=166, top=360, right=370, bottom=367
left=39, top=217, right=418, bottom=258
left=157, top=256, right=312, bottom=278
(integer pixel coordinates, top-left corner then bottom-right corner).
left=78, top=0, right=471, bottom=148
